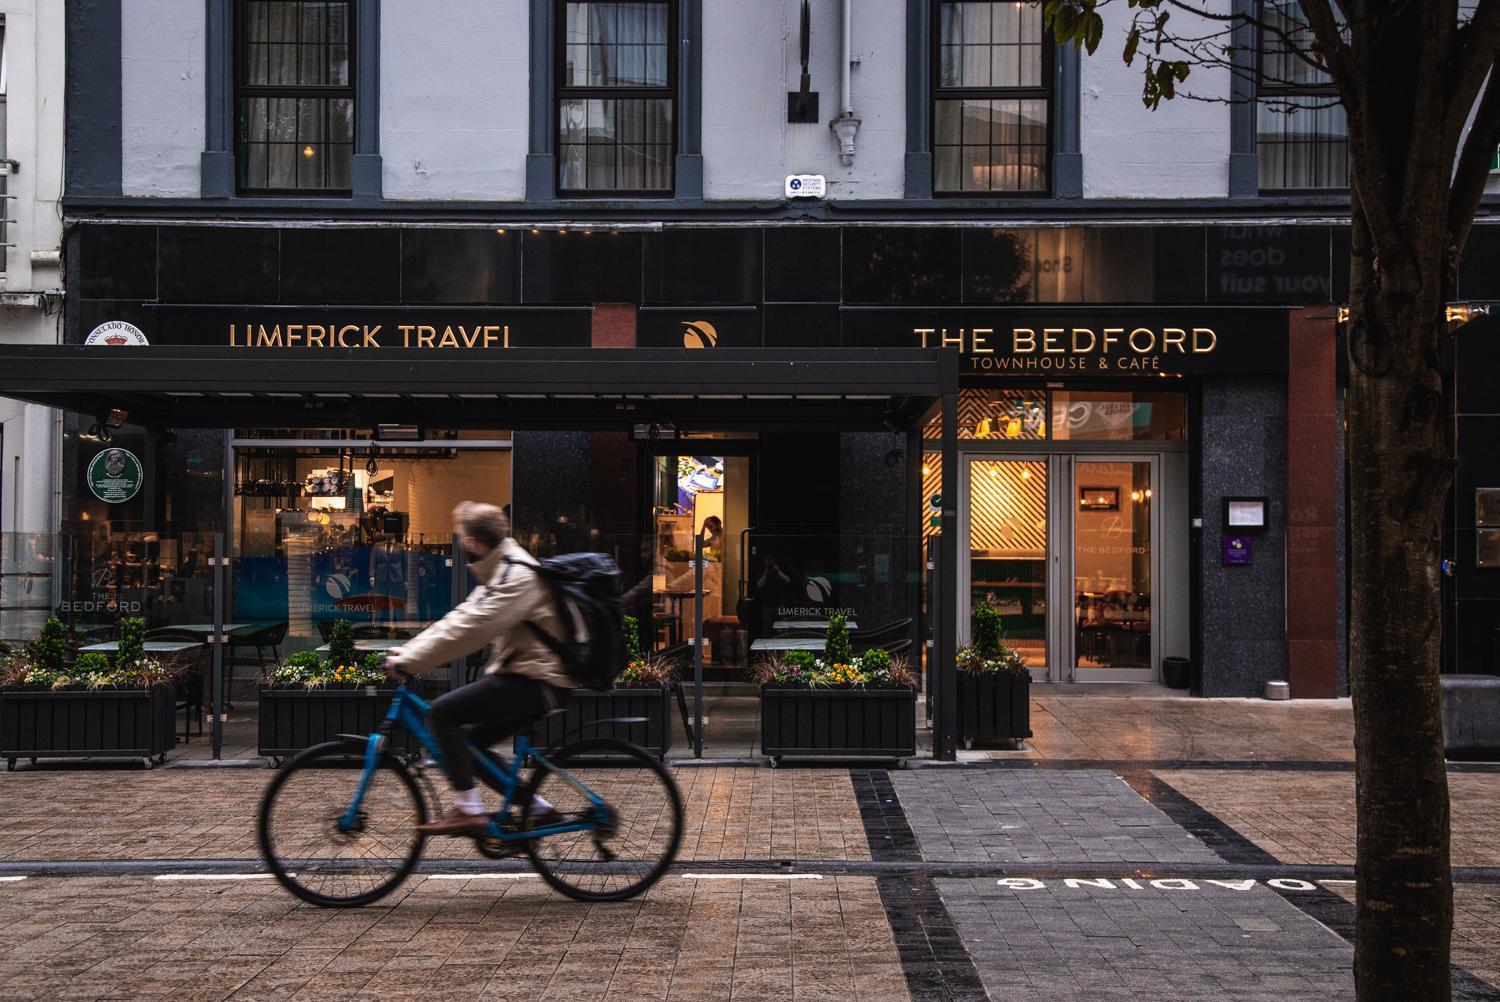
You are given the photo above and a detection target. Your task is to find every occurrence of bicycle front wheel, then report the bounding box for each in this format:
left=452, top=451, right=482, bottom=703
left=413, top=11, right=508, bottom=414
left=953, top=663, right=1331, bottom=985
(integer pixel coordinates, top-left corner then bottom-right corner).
left=257, top=741, right=428, bottom=908
left=522, top=738, right=683, bottom=902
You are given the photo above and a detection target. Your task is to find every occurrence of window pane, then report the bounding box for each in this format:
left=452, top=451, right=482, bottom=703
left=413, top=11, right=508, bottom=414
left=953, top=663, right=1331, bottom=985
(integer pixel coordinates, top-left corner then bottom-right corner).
left=1262, top=1, right=1330, bottom=87
left=923, top=389, right=1048, bottom=440
left=1052, top=391, right=1188, bottom=441
left=564, top=1, right=669, bottom=88
left=1257, top=97, right=1348, bottom=189
left=238, top=95, right=353, bottom=190
left=558, top=97, right=674, bottom=192
left=243, top=1, right=350, bottom=87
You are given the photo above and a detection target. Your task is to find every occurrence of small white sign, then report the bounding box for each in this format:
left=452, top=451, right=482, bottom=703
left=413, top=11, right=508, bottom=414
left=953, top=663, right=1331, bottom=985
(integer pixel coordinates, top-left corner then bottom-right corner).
left=785, top=174, right=826, bottom=199
left=85, top=321, right=149, bottom=346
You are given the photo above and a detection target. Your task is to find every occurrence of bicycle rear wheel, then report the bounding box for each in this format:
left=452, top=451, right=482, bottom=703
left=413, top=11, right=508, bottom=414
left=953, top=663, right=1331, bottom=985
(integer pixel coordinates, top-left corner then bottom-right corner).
left=257, top=741, right=428, bottom=908
left=522, top=738, right=683, bottom=902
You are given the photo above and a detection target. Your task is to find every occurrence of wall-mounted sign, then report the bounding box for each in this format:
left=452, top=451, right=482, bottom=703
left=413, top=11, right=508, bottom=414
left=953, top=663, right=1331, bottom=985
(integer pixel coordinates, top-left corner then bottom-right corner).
left=85, top=321, right=149, bottom=346
left=141, top=306, right=594, bottom=350
left=1222, top=535, right=1253, bottom=566
left=637, top=309, right=761, bottom=349
left=842, top=308, right=1289, bottom=375
left=87, top=448, right=143, bottom=503
left=1079, top=486, right=1120, bottom=512
left=1479, top=529, right=1500, bottom=568
left=1223, top=496, right=1269, bottom=532
left=785, top=174, right=826, bottom=198
left=1477, top=488, right=1500, bottom=527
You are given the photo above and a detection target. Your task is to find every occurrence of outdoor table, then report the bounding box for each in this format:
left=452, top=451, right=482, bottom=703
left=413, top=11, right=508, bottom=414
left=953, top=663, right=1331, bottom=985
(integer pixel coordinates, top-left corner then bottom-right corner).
left=771, top=619, right=858, bottom=632
left=749, top=637, right=828, bottom=653
left=315, top=639, right=405, bottom=654
left=78, top=640, right=202, bottom=655
left=165, top=624, right=251, bottom=636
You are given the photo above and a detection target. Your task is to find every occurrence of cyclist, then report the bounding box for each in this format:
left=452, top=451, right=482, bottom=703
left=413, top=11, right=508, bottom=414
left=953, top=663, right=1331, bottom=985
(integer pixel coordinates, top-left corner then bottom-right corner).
left=384, top=501, right=571, bottom=836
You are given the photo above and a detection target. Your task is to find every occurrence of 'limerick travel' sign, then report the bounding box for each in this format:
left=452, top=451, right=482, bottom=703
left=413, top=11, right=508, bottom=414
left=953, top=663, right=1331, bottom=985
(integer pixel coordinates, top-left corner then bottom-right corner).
left=87, top=448, right=143, bottom=503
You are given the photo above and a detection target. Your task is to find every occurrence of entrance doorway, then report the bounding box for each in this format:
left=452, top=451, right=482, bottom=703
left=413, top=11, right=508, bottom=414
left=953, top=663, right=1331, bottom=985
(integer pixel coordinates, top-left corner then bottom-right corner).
left=959, top=452, right=1182, bottom=683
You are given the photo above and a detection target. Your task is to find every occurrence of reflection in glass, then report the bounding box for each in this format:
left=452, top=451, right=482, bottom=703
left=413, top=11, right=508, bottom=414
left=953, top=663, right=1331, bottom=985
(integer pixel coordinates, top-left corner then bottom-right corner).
left=1051, top=391, right=1187, bottom=441
left=1074, top=461, right=1151, bottom=671
left=968, top=458, right=1047, bottom=668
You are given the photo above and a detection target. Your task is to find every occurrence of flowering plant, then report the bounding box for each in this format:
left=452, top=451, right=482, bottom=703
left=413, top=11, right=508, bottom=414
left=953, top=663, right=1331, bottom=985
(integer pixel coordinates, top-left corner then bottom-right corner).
left=266, top=648, right=386, bottom=689
left=755, top=647, right=915, bottom=689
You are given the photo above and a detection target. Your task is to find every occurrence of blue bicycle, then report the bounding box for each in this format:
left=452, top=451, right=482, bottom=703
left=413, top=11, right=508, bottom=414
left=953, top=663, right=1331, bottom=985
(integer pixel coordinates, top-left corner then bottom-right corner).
left=256, top=676, right=683, bottom=907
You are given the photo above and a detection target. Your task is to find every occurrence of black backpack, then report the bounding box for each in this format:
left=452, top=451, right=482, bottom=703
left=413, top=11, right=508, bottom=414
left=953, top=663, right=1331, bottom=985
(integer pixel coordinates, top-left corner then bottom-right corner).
left=521, top=552, right=624, bottom=692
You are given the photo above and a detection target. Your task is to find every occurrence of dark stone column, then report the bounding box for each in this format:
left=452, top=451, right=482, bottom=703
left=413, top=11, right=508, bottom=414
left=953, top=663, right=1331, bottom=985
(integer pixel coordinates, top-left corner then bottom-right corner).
left=1286, top=308, right=1342, bottom=697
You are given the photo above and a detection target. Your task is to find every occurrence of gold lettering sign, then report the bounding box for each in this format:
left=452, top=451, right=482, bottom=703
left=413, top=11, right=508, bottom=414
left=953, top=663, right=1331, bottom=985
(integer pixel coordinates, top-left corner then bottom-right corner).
left=228, top=323, right=511, bottom=349
left=914, top=324, right=1217, bottom=373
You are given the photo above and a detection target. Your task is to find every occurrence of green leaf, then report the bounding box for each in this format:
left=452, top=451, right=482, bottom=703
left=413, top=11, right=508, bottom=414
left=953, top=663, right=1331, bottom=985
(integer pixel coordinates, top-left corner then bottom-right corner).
left=1174, top=60, right=1190, bottom=81
left=1124, top=25, right=1140, bottom=64
left=1083, top=12, right=1103, bottom=54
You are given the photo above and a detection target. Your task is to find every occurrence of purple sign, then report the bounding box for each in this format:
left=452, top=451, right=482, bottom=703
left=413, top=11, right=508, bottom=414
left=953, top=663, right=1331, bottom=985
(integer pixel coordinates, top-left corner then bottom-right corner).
left=1222, top=535, right=1253, bottom=566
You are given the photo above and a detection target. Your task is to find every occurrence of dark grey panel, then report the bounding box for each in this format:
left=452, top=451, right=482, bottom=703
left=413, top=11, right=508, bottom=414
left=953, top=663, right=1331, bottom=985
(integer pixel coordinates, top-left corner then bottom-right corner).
left=66, top=0, right=123, bottom=196
left=278, top=228, right=401, bottom=304
left=158, top=226, right=280, bottom=304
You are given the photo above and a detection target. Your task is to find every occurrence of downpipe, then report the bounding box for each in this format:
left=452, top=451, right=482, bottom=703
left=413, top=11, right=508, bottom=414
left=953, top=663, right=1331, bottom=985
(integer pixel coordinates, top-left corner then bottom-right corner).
left=829, top=0, right=860, bottom=164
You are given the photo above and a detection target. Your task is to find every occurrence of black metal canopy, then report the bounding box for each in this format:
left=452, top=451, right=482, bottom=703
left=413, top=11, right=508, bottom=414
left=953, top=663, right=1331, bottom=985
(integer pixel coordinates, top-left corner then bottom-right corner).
left=0, top=346, right=955, bottom=431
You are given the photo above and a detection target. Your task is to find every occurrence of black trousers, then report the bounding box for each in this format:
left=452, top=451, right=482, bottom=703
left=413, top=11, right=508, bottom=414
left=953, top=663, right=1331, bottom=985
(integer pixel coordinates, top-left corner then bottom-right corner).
left=428, top=673, right=565, bottom=791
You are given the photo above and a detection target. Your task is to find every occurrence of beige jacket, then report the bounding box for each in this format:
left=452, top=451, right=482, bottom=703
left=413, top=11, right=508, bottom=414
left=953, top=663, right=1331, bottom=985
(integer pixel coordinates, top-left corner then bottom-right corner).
left=392, top=538, right=572, bottom=689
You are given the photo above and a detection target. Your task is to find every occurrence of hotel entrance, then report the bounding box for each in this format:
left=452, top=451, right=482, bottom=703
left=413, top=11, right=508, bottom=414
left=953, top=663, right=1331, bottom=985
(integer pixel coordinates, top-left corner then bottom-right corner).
left=943, top=389, right=1190, bottom=684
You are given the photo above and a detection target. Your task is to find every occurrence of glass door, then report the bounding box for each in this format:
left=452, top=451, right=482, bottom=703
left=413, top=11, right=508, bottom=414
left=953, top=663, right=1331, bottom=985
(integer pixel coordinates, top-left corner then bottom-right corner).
left=1066, top=457, right=1158, bottom=681
left=960, top=456, right=1050, bottom=676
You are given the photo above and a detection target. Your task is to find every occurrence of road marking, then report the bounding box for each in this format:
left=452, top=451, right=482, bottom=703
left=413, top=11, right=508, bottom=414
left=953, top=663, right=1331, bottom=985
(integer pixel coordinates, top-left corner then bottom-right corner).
left=153, top=874, right=279, bottom=881
left=1319, top=879, right=1356, bottom=885
left=424, top=873, right=535, bottom=880
left=681, top=873, right=823, bottom=881
left=0, top=876, right=26, bottom=883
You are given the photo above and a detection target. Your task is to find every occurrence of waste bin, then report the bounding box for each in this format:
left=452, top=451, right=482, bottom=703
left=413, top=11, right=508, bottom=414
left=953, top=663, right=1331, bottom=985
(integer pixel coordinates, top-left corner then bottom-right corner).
left=1162, top=656, right=1191, bottom=690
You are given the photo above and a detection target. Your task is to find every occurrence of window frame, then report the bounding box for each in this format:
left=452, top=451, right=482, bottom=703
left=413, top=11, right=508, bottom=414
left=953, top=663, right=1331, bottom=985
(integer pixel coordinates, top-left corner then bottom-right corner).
left=554, top=0, right=678, bottom=198
left=930, top=0, right=1056, bottom=198
left=233, top=0, right=358, bottom=198
left=1253, top=1, right=1348, bottom=193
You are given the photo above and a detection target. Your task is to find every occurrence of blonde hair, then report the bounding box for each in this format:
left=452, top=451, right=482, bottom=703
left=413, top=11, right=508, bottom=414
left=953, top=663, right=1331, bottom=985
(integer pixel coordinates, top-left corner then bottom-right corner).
left=452, top=501, right=510, bottom=548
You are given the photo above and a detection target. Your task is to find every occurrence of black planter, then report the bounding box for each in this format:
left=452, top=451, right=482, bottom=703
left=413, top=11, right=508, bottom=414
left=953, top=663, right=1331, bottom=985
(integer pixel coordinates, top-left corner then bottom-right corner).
left=1, top=684, right=177, bottom=769
left=956, top=671, right=1032, bottom=749
left=519, top=687, right=673, bottom=760
left=259, top=686, right=421, bottom=760
left=760, top=684, right=917, bottom=764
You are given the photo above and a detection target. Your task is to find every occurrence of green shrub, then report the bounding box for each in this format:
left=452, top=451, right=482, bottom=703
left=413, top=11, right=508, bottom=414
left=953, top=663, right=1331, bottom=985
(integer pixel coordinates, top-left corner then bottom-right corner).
left=972, top=603, right=1003, bottom=658
left=824, top=613, right=852, bottom=667
left=782, top=649, right=818, bottom=671
left=327, top=620, right=357, bottom=668
left=74, top=652, right=110, bottom=675
left=363, top=651, right=387, bottom=673
left=32, top=617, right=71, bottom=674
left=859, top=647, right=892, bottom=681
left=118, top=617, right=146, bottom=667
left=623, top=615, right=643, bottom=660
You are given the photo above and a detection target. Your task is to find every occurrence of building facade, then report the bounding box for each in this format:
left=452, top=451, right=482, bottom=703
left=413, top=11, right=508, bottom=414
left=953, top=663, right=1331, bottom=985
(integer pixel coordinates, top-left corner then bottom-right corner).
left=5, top=0, right=1499, bottom=757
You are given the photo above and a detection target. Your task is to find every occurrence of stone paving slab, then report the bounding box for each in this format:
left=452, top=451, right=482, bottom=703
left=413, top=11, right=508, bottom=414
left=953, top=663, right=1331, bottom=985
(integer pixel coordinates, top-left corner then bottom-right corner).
left=0, top=874, right=908, bottom=1001
left=936, top=876, right=1354, bottom=1001
left=1155, top=769, right=1500, bottom=868
left=1323, top=881, right=1500, bottom=993
left=890, top=769, right=1221, bottom=865
left=0, top=767, right=870, bottom=864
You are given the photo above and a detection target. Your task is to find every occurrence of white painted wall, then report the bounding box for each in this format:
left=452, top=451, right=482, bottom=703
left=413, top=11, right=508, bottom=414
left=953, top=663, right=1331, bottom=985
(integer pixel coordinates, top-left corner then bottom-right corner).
left=381, top=0, right=528, bottom=200
left=0, top=0, right=64, bottom=535
left=121, top=0, right=204, bottom=197
left=1080, top=1, right=1232, bottom=198
left=703, top=0, right=906, bottom=200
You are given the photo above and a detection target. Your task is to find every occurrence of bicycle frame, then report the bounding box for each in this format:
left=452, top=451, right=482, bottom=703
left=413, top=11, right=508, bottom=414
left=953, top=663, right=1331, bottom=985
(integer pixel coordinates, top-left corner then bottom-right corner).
left=339, top=683, right=606, bottom=845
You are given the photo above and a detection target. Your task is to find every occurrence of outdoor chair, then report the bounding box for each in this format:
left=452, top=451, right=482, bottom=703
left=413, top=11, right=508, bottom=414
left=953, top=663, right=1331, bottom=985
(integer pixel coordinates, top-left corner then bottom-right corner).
left=879, top=638, right=914, bottom=658
left=144, top=628, right=207, bottom=741
left=851, top=617, right=914, bottom=652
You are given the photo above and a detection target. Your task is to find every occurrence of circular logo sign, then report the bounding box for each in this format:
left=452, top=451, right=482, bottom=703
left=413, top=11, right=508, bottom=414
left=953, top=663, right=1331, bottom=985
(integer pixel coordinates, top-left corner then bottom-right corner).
left=87, top=448, right=144, bottom=503
left=85, top=321, right=149, bottom=346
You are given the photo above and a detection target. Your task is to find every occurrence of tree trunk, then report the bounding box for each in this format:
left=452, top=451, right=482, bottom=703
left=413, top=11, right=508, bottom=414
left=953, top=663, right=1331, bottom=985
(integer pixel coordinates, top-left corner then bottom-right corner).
left=1345, top=203, right=1454, bottom=1000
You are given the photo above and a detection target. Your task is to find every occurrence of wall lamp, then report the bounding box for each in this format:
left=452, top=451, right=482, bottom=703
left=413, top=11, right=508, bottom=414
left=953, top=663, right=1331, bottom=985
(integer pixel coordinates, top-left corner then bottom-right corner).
left=87, top=407, right=129, bottom=442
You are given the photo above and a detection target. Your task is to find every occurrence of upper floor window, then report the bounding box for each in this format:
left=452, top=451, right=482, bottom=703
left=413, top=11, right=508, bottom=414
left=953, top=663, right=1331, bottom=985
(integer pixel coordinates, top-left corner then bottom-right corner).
left=1256, top=1, right=1348, bottom=191
left=236, top=1, right=354, bottom=195
left=933, top=1, right=1050, bottom=195
left=558, top=1, right=675, bottom=195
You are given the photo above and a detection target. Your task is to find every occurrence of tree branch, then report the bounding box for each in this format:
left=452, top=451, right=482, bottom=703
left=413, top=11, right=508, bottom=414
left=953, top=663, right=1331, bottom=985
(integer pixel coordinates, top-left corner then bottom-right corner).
left=1443, top=0, right=1500, bottom=165
left=1296, top=0, right=1356, bottom=93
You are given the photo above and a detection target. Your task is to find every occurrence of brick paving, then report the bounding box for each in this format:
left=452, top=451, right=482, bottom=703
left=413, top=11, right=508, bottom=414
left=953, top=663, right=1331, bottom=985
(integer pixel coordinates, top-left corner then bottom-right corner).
left=0, top=874, right=908, bottom=1001
left=0, top=767, right=870, bottom=864
left=1155, top=768, right=1500, bottom=868
left=891, top=769, right=1221, bottom=865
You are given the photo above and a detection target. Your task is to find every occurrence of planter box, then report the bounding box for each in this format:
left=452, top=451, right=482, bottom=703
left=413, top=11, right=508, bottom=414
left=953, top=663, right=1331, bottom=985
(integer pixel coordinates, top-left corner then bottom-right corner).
left=520, top=687, right=674, bottom=760
left=1, top=684, right=177, bottom=769
left=760, top=684, right=916, bottom=763
left=259, top=686, right=418, bottom=760
left=957, top=671, right=1032, bottom=748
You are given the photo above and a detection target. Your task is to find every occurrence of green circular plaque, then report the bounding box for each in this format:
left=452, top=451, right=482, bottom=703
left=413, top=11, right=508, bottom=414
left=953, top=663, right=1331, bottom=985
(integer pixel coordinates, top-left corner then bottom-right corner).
left=87, top=448, right=143, bottom=503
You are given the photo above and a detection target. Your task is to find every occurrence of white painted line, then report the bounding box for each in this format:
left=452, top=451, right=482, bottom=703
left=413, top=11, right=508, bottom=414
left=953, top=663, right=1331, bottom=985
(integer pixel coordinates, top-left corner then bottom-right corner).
left=153, top=873, right=280, bottom=881
left=0, top=876, right=26, bottom=882
left=1319, top=879, right=1356, bottom=885
left=424, top=873, right=535, bottom=880
left=680, top=873, right=823, bottom=881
